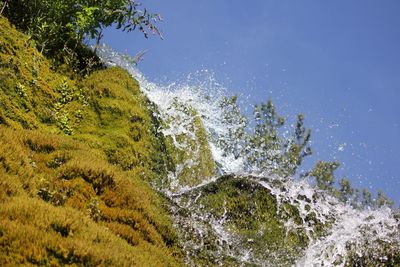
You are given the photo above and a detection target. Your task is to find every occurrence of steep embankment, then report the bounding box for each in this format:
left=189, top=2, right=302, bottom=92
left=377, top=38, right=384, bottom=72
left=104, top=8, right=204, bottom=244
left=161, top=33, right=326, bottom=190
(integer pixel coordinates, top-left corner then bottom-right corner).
left=0, top=17, right=181, bottom=266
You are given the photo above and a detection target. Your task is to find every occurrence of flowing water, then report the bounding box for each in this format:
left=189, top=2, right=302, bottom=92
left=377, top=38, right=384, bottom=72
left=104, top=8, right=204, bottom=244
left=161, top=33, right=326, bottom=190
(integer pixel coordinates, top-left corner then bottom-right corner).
left=97, top=45, right=399, bottom=266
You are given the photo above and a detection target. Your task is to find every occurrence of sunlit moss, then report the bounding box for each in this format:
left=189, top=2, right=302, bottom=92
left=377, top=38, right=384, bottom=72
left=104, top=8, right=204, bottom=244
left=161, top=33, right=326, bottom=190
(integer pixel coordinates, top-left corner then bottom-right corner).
left=0, top=17, right=182, bottom=266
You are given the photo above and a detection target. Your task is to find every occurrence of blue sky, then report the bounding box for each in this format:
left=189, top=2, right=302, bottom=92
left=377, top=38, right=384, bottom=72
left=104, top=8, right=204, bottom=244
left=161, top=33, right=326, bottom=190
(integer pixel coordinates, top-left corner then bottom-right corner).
left=103, top=1, right=400, bottom=204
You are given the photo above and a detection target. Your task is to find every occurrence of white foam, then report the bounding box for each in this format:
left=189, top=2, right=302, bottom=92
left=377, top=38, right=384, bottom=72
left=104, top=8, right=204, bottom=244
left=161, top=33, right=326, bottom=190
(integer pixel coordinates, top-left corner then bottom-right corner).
left=96, top=44, right=399, bottom=266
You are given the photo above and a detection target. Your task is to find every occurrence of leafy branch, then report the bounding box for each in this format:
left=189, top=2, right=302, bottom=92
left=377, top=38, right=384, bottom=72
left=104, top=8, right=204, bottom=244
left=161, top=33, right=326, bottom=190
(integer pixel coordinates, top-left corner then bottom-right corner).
left=2, top=0, right=162, bottom=71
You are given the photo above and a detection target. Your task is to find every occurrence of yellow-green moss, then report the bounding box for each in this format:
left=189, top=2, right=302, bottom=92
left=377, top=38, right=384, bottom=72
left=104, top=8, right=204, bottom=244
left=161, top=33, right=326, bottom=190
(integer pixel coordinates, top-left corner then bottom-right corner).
left=0, top=196, right=178, bottom=266
left=0, top=17, right=182, bottom=266
left=78, top=67, right=171, bottom=178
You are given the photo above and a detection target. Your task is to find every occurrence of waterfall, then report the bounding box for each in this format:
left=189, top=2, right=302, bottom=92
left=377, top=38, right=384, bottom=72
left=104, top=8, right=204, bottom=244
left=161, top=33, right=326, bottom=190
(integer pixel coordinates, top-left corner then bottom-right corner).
left=97, top=44, right=399, bottom=266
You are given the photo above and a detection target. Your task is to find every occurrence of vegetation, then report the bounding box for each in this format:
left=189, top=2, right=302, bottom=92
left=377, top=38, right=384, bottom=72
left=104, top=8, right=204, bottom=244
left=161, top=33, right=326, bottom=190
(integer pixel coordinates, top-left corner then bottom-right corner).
left=220, top=96, right=394, bottom=209
left=0, top=0, right=161, bottom=72
left=2, top=0, right=391, bottom=209
left=174, top=175, right=312, bottom=266
left=220, top=97, right=312, bottom=177
left=162, top=100, right=216, bottom=191
left=0, top=17, right=181, bottom=266
left=0, top=1, right=397, bottom=265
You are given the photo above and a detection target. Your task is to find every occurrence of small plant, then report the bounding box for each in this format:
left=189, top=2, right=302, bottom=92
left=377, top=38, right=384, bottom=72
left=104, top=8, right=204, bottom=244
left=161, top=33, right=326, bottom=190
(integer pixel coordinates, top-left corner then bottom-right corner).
left=77, top=87, right=90, bottom=106
left=57, top=111, right=73, bottom=135
left=56, top=79, right=74, bottom=104
left=15, top=83, right=27, bottom=97
left=88, top=199, right=101, bottom=222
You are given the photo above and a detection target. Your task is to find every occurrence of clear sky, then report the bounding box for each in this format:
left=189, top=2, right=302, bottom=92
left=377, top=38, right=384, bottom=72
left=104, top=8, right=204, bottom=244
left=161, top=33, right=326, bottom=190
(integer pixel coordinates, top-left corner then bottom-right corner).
left=102, top=0, right=400, bottom=204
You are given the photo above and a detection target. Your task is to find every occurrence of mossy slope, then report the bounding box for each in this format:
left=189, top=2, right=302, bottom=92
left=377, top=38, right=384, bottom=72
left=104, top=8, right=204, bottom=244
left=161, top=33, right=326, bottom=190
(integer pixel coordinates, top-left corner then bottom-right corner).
left=0, top=17, right=181, bottom=266
left=173, top=176, right=310, bottom=266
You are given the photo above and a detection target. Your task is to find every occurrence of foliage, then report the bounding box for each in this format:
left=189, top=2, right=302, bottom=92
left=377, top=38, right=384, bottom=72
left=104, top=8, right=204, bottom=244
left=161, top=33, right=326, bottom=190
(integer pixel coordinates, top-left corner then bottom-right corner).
left=375, top=190, right=394, bottom=208
left=218, top=96, right=248, bottom=159
left=220, top=97, right=312, bottom=177
left=309, top=161, right=340, bottom=191
left=337, top=177, right=354, bottom=203
left=1, top=0, right=161, bottom=71
left=308, top=162, right=394, bottom=208
left=247, top=100, right=287, bottom=173
left=219, top=96, right=394, bottom=208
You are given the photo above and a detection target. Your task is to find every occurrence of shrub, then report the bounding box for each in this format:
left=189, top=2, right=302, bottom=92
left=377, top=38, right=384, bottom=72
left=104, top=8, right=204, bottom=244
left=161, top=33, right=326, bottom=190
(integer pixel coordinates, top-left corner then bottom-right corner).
left=1, top=0, right=161, bottom=71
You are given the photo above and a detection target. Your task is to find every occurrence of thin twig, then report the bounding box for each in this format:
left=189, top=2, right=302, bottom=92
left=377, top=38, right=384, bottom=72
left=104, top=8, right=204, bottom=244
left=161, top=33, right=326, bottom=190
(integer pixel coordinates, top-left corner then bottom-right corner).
left=0, top=1, right=8, bottom=17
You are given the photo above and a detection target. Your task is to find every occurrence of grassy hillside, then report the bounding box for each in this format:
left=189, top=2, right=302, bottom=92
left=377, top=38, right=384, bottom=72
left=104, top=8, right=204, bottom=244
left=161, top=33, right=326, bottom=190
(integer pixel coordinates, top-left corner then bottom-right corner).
left=0, top=17, right=182, bottom=266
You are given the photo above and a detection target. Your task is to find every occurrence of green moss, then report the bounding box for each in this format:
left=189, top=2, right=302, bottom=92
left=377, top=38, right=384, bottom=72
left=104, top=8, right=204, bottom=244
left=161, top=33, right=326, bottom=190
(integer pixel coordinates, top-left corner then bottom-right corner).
left=0, top=17, right=182, bottom=266
left=346, top=241, right=400, bottom=267
left=162, top=101, right=216, bottom=190
left=77, top=67, right=173, bottom=180
left=175, top=176, right=309, bottom=266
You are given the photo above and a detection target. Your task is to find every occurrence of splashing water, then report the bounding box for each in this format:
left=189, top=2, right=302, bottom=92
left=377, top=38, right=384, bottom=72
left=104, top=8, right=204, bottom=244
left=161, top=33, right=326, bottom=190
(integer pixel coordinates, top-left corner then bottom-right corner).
left=96, top=45, right=400, bottom=266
